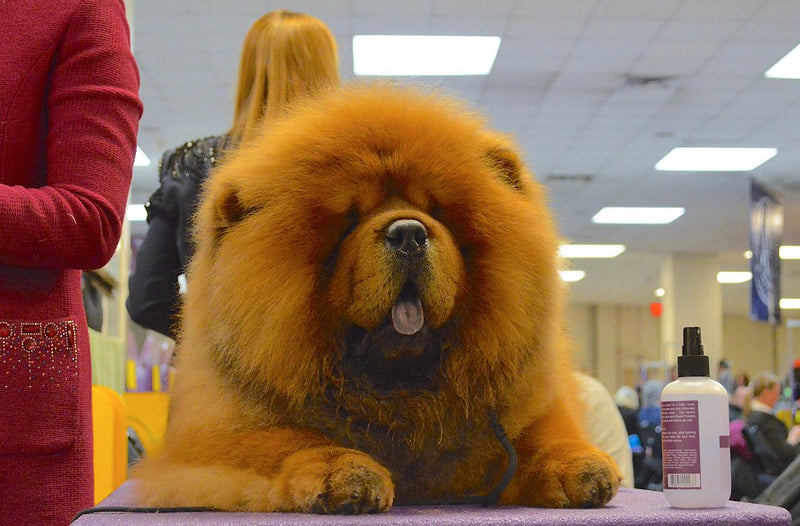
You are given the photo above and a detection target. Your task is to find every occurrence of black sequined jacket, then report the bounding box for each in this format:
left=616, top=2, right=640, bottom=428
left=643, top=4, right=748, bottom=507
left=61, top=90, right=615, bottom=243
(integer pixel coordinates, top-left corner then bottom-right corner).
left=127, top=134, right=234, bottom=339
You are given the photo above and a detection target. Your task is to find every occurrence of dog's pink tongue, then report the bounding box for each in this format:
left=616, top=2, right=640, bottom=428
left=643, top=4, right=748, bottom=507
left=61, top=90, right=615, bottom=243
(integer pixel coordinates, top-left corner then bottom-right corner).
left=392, top=294, right=424, bottom=335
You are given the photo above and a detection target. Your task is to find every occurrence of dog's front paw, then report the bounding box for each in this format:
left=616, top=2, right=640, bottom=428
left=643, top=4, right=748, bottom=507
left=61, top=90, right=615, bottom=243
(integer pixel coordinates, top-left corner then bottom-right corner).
left=520, top=447, right=621, bottom=508
left=278, top=447, right=394, bottom=514
left=557, top=449, right=620, bottom=507
left=312, top=454, right=395, bottom=514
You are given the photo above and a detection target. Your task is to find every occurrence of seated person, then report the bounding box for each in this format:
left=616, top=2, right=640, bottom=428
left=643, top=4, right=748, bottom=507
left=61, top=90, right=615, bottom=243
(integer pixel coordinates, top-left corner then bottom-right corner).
left=729, top=385, right=748, bottom=421
left=637, top=379, right=662, bottom=429
left=729, top=417, right=774, bottom=501
left=614, top=385, right=640, bottom=438
left=575, top=372, right=634, bottom=488
left=745, top=372, right=800, bottom=477
left=637, top=379, right=663, bottom=457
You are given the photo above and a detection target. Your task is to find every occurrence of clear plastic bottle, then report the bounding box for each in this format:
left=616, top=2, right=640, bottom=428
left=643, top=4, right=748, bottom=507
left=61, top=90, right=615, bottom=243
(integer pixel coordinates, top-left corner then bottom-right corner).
left=661, top=326, right=731, bottom=508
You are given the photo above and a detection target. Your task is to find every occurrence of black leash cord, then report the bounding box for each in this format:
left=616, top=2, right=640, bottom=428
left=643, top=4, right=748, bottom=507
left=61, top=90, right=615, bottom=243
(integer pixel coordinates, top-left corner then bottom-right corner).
left=480, top=410, right=518, bottom=506
left=457, top=409, right=519, bottom=507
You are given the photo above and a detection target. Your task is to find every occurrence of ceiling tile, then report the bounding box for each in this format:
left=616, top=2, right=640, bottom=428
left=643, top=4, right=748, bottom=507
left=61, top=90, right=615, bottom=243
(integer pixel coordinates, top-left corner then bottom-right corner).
left=128, top=0, right=800, bottom=311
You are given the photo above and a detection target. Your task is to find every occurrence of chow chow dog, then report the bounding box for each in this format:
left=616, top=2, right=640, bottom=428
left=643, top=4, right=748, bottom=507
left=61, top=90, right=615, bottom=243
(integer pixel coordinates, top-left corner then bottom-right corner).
left=130, top=83, right=621, bottom=513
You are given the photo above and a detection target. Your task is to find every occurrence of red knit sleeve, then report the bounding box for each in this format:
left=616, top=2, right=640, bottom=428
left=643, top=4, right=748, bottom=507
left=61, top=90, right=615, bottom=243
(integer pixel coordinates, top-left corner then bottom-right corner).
left=0, top=0, right=142, bottom=270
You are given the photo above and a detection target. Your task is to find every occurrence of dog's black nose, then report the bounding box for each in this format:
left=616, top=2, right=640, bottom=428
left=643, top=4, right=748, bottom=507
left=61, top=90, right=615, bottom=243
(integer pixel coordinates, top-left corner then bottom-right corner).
left=386, top=219, right=428, bottom=257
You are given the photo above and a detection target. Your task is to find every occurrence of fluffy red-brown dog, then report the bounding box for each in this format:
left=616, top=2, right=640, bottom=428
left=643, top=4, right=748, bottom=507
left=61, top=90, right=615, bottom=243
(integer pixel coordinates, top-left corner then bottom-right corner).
left=130, top=83, right=621, bottom=513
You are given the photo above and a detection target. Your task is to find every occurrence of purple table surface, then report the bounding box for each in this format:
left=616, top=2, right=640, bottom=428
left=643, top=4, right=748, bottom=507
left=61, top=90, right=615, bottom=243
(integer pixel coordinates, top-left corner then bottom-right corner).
left=72, top=482, right=792, bottom=526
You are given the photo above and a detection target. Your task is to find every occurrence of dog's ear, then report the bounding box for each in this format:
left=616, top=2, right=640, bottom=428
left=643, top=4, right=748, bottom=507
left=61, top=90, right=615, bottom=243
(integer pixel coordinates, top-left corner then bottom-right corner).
left=214, top=182, right=247, bottom=225
left=210, top=181, right=258, bottom=241
left=484, top=146, right=526, bottom=192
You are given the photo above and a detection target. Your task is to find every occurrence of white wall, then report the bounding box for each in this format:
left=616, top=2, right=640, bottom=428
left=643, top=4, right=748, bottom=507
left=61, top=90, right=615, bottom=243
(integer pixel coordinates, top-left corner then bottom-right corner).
left=566, top=303, right=799, bottom=394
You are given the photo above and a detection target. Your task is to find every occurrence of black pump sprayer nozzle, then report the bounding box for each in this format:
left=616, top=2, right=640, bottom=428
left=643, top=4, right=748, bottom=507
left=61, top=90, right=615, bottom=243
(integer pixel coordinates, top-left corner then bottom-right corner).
left=678, top=326, right=709, bottom=377
left=682, top=327, right=703, bottom=356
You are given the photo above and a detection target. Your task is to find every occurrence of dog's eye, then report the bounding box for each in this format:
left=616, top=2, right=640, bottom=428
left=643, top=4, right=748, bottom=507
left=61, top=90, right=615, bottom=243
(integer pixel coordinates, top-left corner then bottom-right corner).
left=430, top=204, right=444, bottom=222
left=322, top=209, right=360, bottom=274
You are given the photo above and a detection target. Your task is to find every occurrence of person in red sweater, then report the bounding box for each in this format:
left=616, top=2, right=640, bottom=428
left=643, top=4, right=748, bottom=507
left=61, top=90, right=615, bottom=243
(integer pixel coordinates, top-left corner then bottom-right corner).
left=0, top=1, right=142, bottom=524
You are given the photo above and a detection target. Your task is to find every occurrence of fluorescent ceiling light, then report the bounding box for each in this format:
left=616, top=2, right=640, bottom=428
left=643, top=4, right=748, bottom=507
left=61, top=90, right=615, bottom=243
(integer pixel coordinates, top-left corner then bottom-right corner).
left=559, top=270, right=586, bottom=283
left=126, top=203, right=147, bottom=222
left=765, top=43, right=800, bottom=79
left=558, top=244, right=626, bottom=258
left=780, top=246, right=800, bottom=259
left=655, top=147, right=776, bottom=171
left=134, top=146, right=151, bottom=167
left=745, top=246, right=800, bottom=259
left=717, top=271, right=752, bottom=284
left=353, top=35, right=501, bottom=76
left=780, top=298, right=800, bottom=309
left=592, top=207, right=685, bottom=225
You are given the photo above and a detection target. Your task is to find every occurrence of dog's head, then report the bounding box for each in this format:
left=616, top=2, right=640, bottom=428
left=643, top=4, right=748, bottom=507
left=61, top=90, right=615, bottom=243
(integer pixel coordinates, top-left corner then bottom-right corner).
left=185, top=83, right=564, bottom=407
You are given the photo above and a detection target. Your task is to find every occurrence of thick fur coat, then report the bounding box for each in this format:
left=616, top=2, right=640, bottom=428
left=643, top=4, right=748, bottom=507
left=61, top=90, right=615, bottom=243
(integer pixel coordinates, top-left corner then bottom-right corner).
left=131, top=83, right=621, bottom=512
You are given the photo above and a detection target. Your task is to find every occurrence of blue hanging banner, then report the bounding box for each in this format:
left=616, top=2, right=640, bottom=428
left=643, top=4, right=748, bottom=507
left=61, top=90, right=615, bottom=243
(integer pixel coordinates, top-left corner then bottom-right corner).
left=749, top=178, right=782, bottom=324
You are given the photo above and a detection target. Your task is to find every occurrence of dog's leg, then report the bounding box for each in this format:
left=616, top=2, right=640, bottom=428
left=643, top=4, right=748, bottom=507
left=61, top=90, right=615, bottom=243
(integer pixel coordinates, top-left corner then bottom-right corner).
left=500, top=400, right=622, bottom=508
left=131, top=427, right=394, bottom=513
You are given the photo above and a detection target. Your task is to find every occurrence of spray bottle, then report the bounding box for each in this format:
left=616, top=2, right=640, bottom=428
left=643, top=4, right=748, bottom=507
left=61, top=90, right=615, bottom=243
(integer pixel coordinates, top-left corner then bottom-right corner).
left=661, top=326, right=731, bottom=507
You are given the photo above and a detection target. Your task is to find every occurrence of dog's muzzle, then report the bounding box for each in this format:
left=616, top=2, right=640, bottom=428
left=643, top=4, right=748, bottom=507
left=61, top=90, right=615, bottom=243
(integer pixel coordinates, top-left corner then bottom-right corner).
left=386, top=219, right=427, bottom=336
left=385, top=219, right=427, bottom=258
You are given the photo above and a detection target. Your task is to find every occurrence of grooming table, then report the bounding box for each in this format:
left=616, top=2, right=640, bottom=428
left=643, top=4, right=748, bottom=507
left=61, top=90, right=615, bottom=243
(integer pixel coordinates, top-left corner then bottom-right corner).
left=73, top=481, right=791, bottom=525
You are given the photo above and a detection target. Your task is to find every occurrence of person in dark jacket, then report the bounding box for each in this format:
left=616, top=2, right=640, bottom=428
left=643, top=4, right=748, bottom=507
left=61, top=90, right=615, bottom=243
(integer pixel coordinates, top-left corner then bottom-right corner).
left=127, top=135, right=232, bottom=338
left=127, top=10, right=340, bottom=339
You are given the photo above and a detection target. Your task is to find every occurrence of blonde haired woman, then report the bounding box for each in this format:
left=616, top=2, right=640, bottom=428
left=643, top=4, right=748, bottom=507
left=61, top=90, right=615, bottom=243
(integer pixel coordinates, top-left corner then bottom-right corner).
left=128, top=10, right=339, bottom=339
left=232, top=11, right=339, bottom=141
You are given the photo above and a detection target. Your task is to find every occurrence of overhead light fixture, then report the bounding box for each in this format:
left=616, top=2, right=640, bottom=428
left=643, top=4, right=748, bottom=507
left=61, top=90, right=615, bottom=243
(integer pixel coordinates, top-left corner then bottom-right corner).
left=592, top=207, right=685, bottom=225
left=780, top=246, right=800, bottom=259
left=654, top=288, right=666, bottom=297
left=126, top=203, right=147, bottom=222
left=558, top=244, right=626, bottom=258
left=353, top=35, right=501, bottom=76
left=134, top=146, right=151, bottom=167
left=559, top=270, right=586, bottom=283
left=765, top=43, right=800, bottom=79
left=745, top=246, right=799, bottom=259
left=780, top=298, right=800, bottom=309
left=717, top=271, right=752, bottom=284
left=655, top=147, right=776, bottom=171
